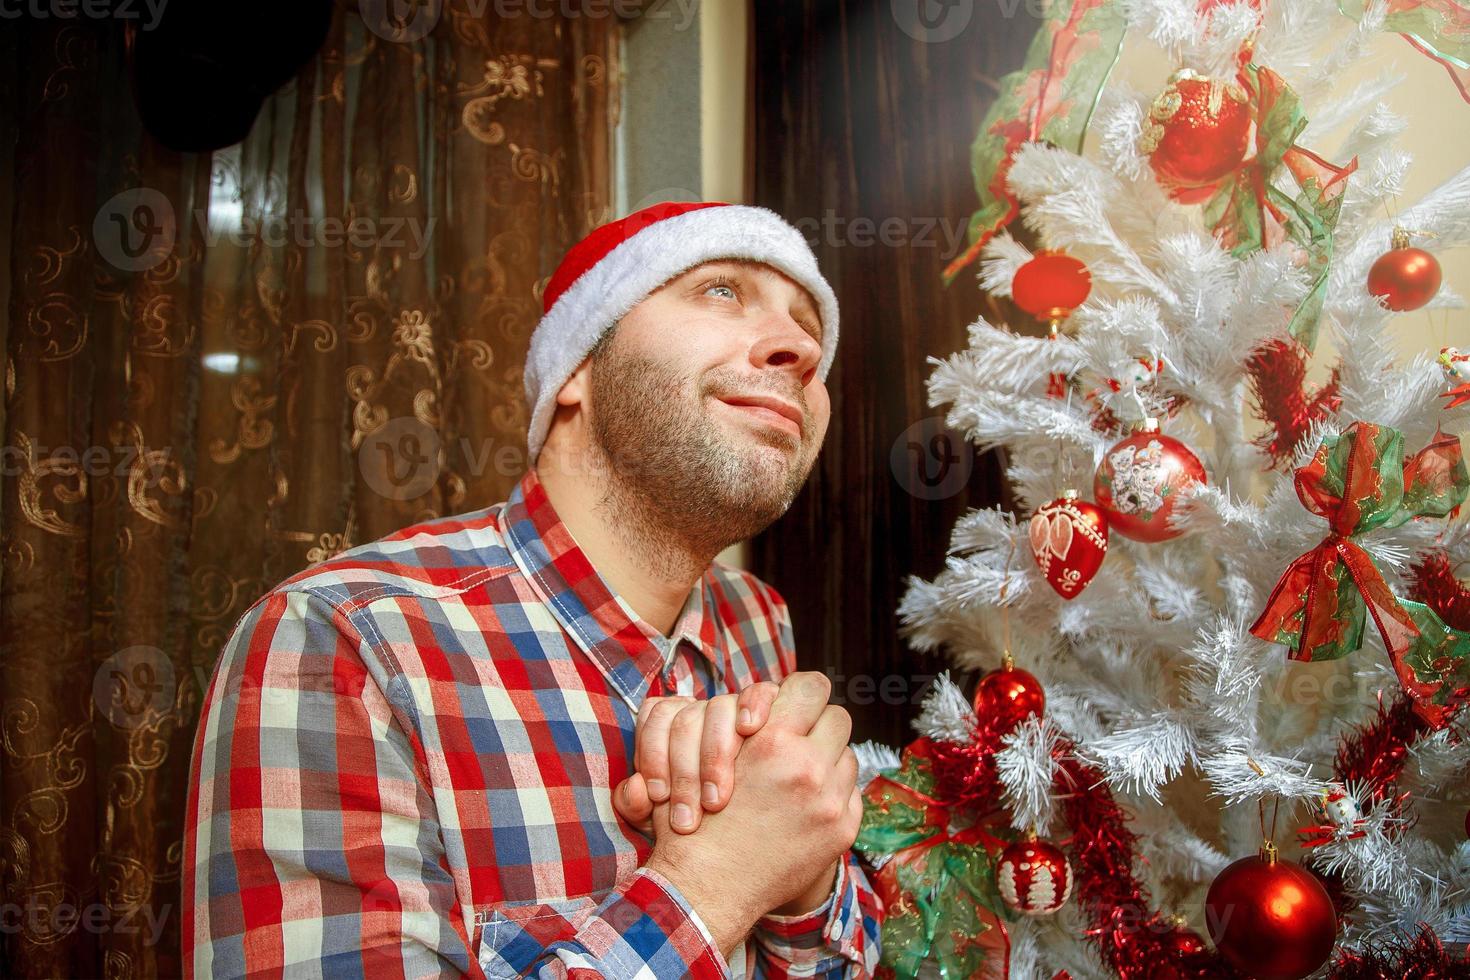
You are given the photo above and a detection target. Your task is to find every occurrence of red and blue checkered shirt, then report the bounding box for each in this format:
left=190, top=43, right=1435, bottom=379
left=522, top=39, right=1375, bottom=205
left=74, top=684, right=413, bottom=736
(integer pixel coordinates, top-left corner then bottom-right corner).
left=184, top=467, right=883, bottom=978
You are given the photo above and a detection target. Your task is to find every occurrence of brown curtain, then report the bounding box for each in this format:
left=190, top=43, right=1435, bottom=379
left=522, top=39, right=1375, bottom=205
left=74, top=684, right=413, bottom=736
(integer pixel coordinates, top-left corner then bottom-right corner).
left=0, top=5, right=619, bottom=976
left=748, top=0, right=1040, bottom=747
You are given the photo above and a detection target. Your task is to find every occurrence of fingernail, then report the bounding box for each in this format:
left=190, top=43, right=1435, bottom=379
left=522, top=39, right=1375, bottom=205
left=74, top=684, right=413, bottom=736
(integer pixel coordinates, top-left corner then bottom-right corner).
left=702, top=782, right=719, bottom=806
left=647, top=779, right=667, bottom=799
left=738, top=708, right=752, bottom=727
left=673, top=804, right=693, bottom=829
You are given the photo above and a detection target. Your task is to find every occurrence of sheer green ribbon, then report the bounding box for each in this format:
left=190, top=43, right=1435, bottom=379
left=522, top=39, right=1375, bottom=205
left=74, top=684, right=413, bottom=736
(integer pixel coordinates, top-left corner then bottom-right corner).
left=942, top=0, right=1126, bottom=284
left=1203, top=64, right=1357, bottom=351
left=856, top=742, right=1011, bottom=979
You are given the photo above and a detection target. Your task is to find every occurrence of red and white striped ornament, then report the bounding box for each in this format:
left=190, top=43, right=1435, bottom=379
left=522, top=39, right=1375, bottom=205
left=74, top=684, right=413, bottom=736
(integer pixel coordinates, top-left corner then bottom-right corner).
left=997, top=835, right=1073, bottom=915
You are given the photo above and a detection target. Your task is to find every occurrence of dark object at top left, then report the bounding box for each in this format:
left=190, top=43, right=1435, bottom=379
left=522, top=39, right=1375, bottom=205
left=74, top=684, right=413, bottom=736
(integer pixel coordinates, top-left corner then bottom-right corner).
left=130, top=0, right=334, bottom=152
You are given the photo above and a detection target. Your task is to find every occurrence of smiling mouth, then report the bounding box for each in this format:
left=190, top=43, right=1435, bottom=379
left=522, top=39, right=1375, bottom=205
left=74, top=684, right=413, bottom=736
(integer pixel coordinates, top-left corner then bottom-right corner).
left=716, top=398, right=803, bottom=439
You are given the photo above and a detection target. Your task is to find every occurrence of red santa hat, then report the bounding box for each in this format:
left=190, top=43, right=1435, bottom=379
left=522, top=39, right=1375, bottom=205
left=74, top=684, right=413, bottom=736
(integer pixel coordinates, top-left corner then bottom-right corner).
left=524, top=200, right=839, bottom=462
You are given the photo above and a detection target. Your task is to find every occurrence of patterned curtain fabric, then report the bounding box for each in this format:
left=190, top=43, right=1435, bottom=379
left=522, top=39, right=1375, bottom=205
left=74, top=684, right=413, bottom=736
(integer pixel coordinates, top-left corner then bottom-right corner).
left=0, top=5, right=618, bottom=975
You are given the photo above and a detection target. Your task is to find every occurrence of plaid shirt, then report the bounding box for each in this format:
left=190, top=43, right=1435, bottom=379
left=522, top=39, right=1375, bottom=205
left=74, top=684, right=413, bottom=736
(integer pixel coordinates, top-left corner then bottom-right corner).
left=185, top=467, right=882, bottom=979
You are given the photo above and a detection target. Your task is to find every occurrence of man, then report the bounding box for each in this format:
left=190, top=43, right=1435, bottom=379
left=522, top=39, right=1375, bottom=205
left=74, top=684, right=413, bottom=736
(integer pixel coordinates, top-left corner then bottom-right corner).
left=184, top=201, right=883, bottom=978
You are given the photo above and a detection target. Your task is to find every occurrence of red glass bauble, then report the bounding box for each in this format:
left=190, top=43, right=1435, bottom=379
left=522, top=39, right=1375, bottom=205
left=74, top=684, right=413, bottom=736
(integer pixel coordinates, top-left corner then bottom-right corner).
left=1093, top=422, right=1207, bottom=543
left=973, top=665, right=1045, bottom=731
left=1143, top=71, right=1252, bottom=192
left=1012, top=251, right=1092, bottom=322
left=1368, top=236, right=1442, bottom=312
left=1205, top=852, right=1337, bottom=980
left=997, top=836, right=1072, bottom=915
left=1028, top=492, right=1109, bottom=599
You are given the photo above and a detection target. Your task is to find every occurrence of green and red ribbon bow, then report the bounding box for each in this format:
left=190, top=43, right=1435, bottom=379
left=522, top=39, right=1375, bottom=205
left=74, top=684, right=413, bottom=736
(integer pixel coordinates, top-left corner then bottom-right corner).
left=856, top=740, right=1011, bottom=980
left=1250, top=422, right=1469, bottom=664
left=1395, top=599, right=1470, bottom=727
left=1203, top=64, right=1358, bottom=351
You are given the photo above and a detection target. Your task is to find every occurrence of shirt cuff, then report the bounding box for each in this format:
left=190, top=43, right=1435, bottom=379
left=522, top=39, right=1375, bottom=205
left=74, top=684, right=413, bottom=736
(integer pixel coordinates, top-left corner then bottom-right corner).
left=580, top=867, right=732, bottom=979
left=751, top=854, right=866, bottom=969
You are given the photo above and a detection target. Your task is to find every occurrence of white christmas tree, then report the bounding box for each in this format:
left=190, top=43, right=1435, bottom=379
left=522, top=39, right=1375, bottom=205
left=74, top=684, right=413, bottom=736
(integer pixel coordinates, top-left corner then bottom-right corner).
left=859, top=0, right=1470, bottom=976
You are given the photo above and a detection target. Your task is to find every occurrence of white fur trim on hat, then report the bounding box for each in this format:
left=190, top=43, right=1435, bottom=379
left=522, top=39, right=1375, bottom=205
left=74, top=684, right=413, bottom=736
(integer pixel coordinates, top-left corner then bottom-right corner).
left=523, top=204, right=839, bottom=462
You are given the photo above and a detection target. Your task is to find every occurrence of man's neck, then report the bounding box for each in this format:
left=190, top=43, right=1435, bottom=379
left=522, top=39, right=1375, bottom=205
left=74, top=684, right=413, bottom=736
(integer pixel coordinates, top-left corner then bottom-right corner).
left=535, top=456, right=714, bottom=638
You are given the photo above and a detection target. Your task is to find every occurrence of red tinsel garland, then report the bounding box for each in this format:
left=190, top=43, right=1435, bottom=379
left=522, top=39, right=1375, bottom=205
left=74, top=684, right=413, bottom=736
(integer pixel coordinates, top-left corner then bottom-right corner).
left=1052, top=747, right=1239, bottom=980
left=921, top=687, right=1464, bottom=977
left=925, top=703, right=1240, bottom=978
left=1313, top=694, right=1467, bottom=977
left=1327, top=926, right=1465, bottom=978
left=1411, top=551, right=1470, bottom=632
left=1246, top=338, right=1341, bottom=468
left=1331, top=693, right=1433, bottom=813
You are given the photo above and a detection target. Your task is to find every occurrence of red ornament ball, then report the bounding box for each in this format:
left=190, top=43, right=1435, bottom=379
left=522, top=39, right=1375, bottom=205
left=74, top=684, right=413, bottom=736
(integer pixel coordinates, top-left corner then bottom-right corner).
left=997, top=836, right=1072, bottom=915
left=1368, top=232, right=1442, bottom=312
left=1143, top=71, right=1252, bottom=195
left=1012, top=251, right=1092, bottom=323
left=973, top=664, right=1045, bottom=732
left=1094, top=421, right=1207, bottom=543
left=1028, top=492, right=1109, bottom=599
left=1170, top=931, right=1206, bottom=959
left=1205, top=851, right=1337, bottom=980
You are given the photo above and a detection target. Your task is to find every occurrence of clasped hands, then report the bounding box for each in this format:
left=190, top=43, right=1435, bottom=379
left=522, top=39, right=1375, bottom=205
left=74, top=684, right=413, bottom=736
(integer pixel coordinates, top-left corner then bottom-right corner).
left=614, top=672, right=862, bottom=956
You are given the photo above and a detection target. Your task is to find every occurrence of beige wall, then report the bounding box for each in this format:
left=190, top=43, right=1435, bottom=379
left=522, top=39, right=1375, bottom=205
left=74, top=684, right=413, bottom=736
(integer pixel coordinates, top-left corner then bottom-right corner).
left=700, top=0, right=749, bottom=204
left=704, top=0, right=751, bottom=569
left=1101, top=33, right=1466, bottom=362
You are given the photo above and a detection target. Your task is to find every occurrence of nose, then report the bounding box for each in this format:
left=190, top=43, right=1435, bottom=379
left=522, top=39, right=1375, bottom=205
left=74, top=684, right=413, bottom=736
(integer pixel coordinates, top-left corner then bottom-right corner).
left=749, top=310, right=823, bottom=386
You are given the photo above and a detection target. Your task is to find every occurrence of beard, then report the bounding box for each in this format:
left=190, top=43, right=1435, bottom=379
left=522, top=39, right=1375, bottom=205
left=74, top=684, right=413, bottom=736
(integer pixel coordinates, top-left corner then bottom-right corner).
left=586, top=330, right=819, bottom=557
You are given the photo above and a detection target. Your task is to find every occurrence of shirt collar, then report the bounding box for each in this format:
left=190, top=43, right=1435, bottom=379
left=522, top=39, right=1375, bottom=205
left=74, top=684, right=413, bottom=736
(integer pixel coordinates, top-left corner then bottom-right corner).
left=500, top=468, right=729, bottom=708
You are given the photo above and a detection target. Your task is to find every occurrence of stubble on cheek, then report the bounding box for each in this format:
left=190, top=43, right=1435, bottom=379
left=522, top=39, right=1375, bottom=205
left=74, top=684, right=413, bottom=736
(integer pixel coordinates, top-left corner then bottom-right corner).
left=587, top=342, right=816, bottom=537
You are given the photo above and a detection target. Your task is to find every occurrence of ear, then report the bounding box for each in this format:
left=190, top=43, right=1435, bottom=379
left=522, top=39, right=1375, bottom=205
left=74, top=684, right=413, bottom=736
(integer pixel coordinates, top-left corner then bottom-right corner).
left=555, top=355, right=594, bottom=409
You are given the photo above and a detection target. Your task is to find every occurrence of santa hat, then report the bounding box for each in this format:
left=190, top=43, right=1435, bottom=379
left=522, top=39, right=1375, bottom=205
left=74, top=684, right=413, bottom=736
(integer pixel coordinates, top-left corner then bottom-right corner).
left=523, top=200, right=839, bottom=462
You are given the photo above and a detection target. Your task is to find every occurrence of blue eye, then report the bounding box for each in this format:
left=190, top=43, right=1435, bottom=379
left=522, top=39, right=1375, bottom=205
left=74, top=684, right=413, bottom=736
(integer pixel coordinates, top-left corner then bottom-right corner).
left=705, top=283, right=737, bottom=300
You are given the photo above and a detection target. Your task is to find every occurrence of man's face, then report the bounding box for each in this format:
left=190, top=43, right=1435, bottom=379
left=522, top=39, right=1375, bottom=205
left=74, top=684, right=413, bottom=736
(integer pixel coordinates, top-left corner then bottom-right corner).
left=582, top=259, right=832, bottom=544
